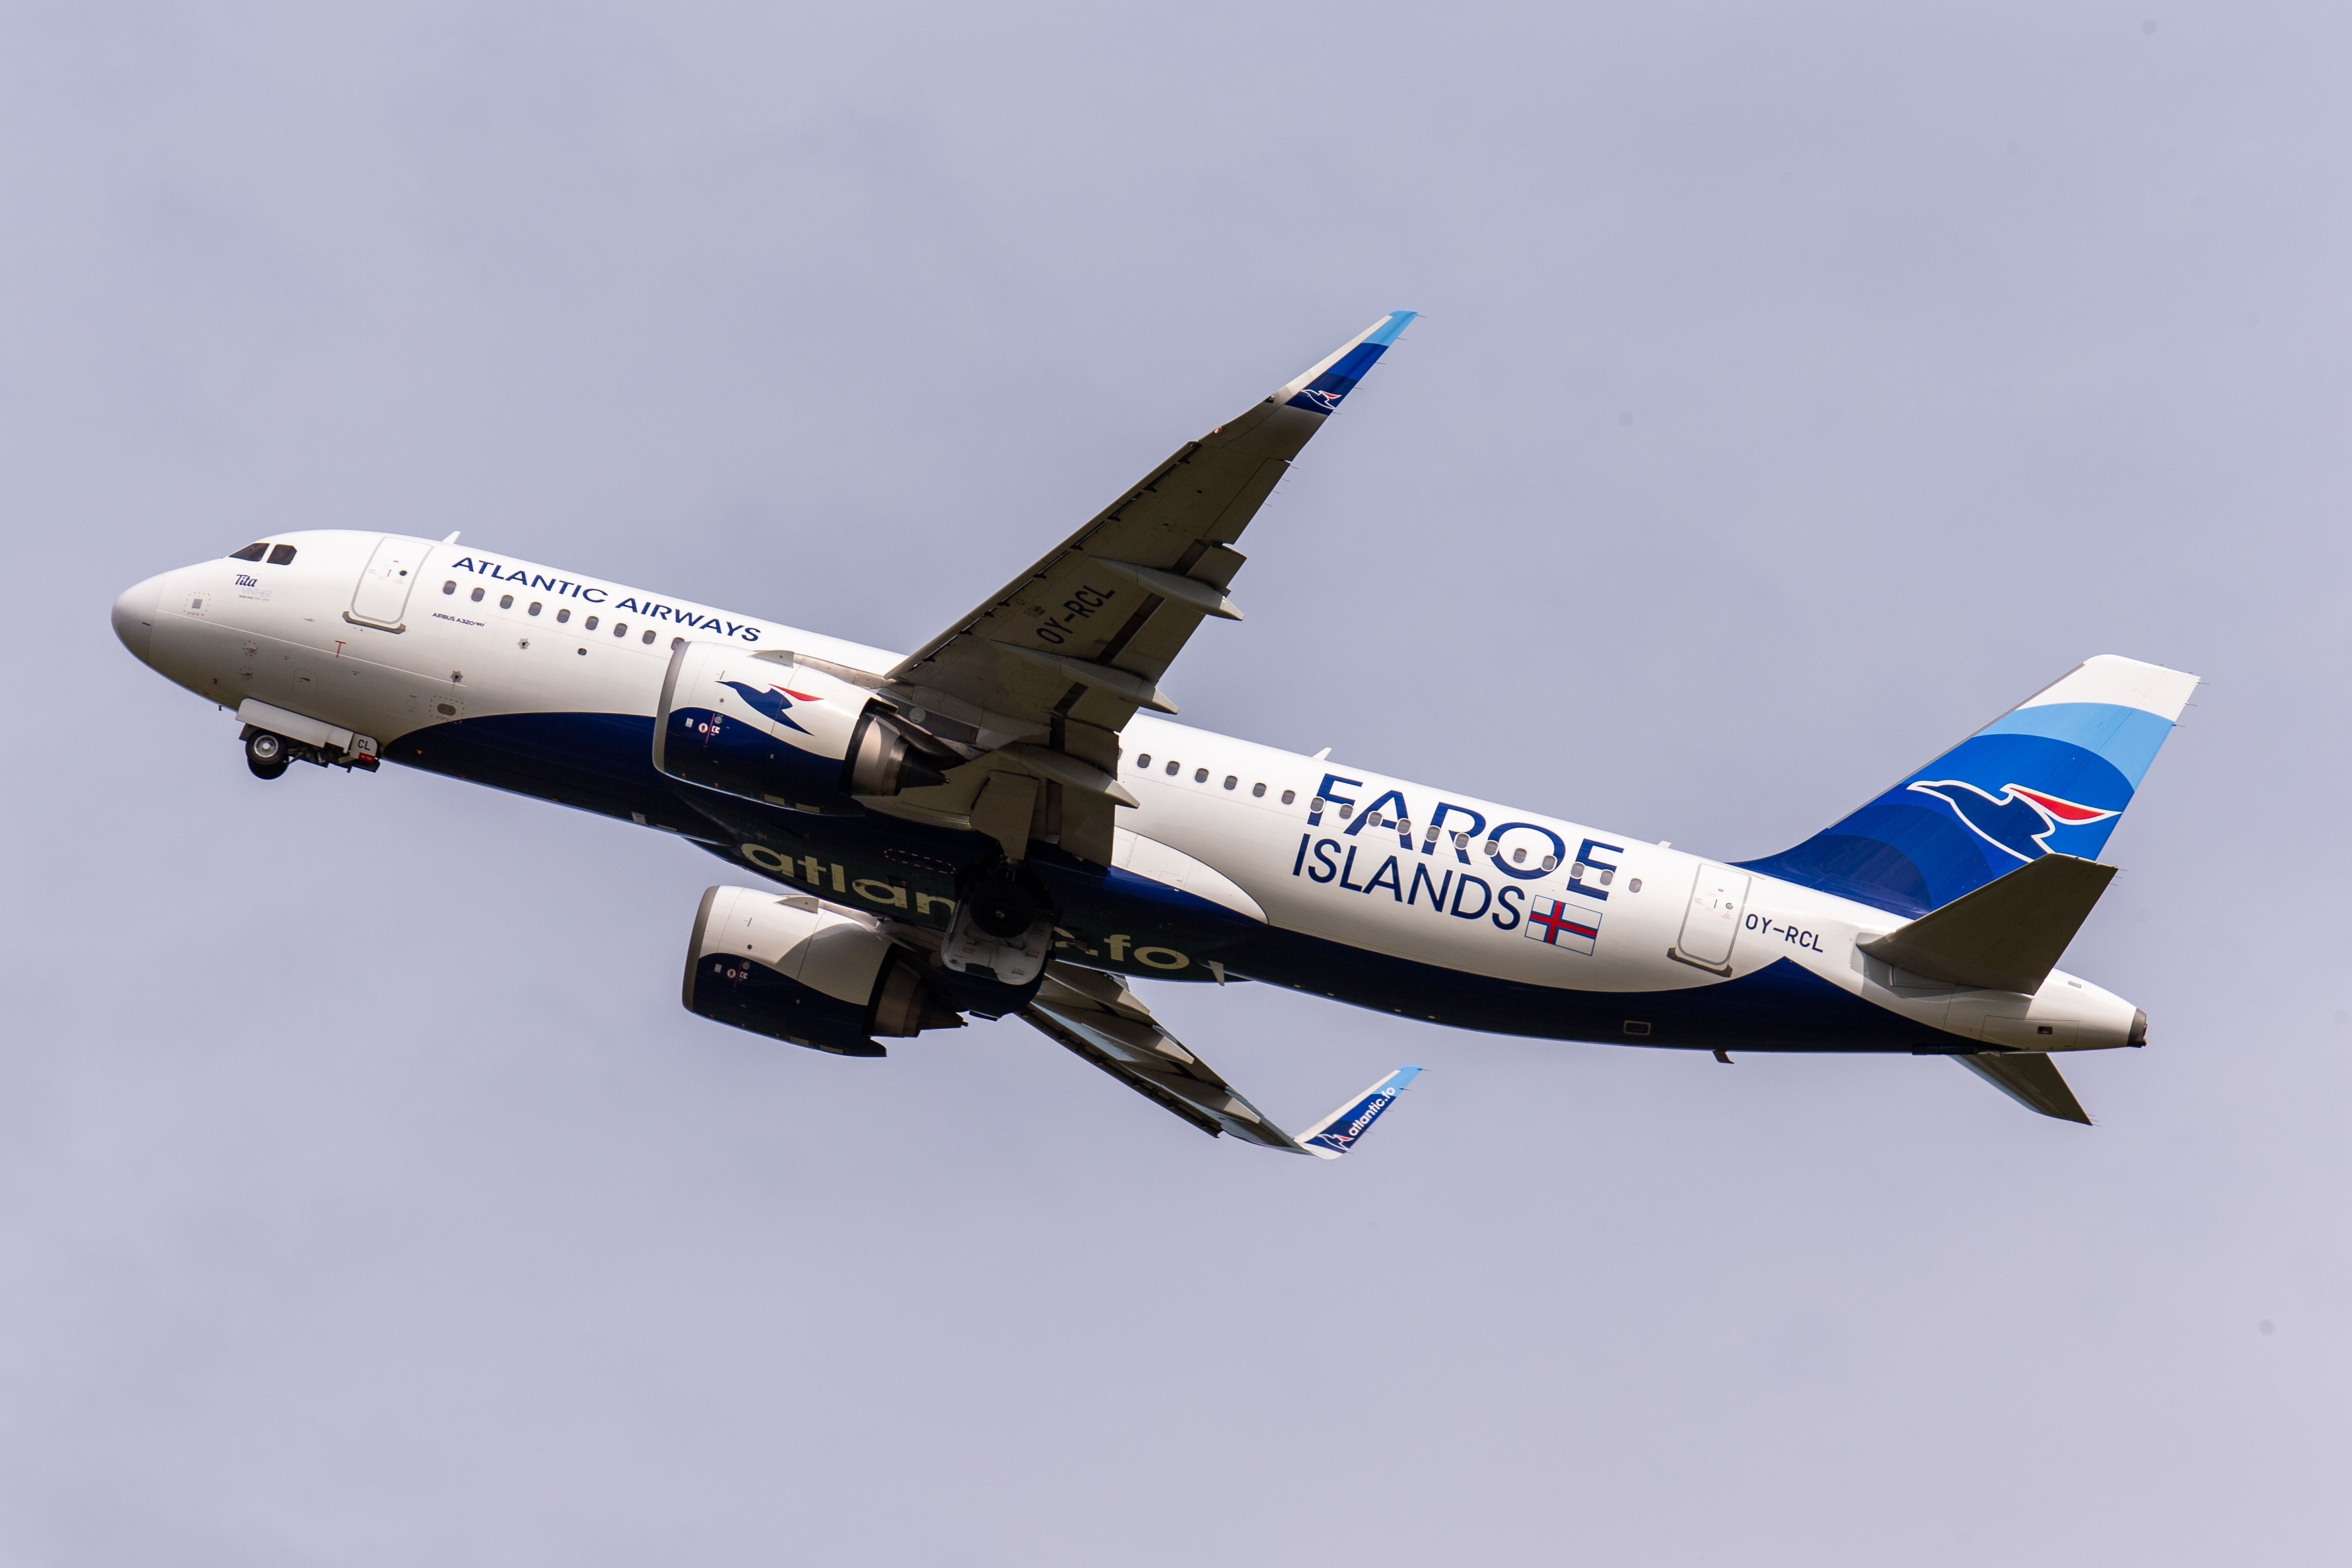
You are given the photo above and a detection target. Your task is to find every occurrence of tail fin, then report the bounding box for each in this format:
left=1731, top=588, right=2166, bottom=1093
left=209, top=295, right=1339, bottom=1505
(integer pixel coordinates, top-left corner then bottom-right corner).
left=1741, top=655, right=2198, bottom=915
left=1295, top=1067, right=1422, bottom=1160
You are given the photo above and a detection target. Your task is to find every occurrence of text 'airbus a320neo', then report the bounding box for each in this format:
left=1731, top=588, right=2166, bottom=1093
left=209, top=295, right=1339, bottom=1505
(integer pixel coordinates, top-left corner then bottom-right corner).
left=112, top=313, right=2196, bottom=1149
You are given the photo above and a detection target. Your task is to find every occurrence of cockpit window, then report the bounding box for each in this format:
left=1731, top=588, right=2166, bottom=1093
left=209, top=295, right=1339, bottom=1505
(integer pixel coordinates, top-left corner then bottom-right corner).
left=229, top=543, right=267, bottom=562
left=266, top=544, right=298, bottom=565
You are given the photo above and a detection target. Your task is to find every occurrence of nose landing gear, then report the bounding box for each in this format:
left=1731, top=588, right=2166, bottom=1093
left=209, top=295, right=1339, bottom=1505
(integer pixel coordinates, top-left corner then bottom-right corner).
left=245, top=730, right=291, bottom=780
left=239, top=724, right=379, bottom=780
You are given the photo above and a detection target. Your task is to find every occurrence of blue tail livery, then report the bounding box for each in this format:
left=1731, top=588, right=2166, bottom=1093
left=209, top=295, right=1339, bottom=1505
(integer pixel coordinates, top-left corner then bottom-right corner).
left=1740, top=655, right=2198, bottom=915
left=1295, top=1066, right=1422, bottom=1160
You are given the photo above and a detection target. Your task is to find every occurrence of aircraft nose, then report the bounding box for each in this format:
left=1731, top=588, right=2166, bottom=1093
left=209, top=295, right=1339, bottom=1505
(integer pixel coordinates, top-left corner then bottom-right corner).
left=111, top=573, right=166, bottom=664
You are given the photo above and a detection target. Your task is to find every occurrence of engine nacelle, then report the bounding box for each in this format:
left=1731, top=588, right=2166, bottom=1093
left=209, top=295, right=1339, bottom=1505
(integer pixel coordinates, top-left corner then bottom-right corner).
left=683, top=886, right=963, bottom=1056
left=653, top=642, right=958, bottom=814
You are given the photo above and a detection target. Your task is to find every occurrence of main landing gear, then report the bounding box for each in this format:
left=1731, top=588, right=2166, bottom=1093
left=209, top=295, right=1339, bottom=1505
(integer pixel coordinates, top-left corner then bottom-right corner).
left=941, top=855, right=1056, bottom=989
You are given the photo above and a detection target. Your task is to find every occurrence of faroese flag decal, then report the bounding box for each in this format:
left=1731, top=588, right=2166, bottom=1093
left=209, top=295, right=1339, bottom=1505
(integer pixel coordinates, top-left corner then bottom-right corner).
left=1526, top=898, right=1601, bottom=954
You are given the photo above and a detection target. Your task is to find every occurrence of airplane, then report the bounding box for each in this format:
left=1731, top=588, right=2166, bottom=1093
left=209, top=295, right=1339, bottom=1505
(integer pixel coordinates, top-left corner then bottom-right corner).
left=108, top=311, right=2197, bottom=1148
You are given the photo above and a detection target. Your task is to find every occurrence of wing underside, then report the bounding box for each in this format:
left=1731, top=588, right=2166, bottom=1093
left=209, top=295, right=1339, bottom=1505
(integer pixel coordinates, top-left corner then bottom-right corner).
left=1021, top=963, right=1307, bottom=1150
left=1019, top=963, right=1421, bottom=1157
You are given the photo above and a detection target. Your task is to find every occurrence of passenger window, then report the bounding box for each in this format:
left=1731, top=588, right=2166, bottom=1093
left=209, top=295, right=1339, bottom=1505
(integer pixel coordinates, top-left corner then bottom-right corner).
left=1165, top=760, right=1179, bottom=775
left=442, top=580, right=457, bottom=595
left=1223, top=775, right=1237, bottom=790
left=230, top=543, right=268, bottom=562
left=1194, top=768, right=1208, bottom=783
left=641, top=629, right=655, bottom=644
left=528, top=601, right=542, bottom=616
left=1136, top=754, right=1151, bottom=769
left=498, top=594, right=513, bottom=609
left=670, top=637, right=684, bottom=650
left=612, top=622, right=627, bottom=637
left=557, top=607, right=571, bottom=624
left=1280, top=789, right=1294, bottom=805
left=584, top=615, right=599, bottom=631
left=267, top=545, right=297, bottom=565
left=469, top=587, right=484, bottom=602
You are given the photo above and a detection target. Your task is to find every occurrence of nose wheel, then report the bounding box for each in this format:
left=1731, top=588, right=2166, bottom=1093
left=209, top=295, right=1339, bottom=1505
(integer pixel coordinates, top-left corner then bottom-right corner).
left=245, top=730, right=292, bottom=780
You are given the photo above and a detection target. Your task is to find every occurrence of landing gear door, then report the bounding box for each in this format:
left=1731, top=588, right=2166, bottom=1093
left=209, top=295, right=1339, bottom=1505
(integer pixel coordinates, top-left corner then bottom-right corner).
left=348, top=537, right=426, bottom=632
left=1670, top=865, right=1750, bottom=973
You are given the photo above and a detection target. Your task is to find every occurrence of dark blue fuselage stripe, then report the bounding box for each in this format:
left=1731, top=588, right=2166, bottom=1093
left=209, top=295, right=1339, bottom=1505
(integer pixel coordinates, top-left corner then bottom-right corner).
left=386, top=710, right=1934, bottom=1054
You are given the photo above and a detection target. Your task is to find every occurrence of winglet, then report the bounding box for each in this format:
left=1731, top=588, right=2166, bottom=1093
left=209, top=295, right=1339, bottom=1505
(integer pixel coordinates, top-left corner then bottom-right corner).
left=1295, top=1066, right=1422, bottom=1160
left=1275, top=311, right=1417, bottom=417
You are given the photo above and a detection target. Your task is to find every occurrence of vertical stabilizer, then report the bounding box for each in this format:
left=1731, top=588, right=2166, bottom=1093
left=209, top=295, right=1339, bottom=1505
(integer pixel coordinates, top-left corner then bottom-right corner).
left=1741, top=655, right=2197, bottom=914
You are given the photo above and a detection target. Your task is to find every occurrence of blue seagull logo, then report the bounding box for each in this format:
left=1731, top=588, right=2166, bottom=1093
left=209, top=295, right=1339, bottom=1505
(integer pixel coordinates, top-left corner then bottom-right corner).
left=720, top=680, right=813, bottom=734
left=1907, top=779, right=2120, bottom=863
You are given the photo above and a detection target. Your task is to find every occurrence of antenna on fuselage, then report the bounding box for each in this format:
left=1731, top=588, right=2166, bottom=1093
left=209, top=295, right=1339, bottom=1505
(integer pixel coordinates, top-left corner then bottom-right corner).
left=442, top=530, right=461, bottom=544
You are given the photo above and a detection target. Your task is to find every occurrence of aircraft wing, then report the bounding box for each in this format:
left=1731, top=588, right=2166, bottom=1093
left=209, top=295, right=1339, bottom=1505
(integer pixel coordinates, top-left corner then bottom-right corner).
left=869, top=312, right=1415, bottom=863
left=1020, top=962, right=1418, bottom=1156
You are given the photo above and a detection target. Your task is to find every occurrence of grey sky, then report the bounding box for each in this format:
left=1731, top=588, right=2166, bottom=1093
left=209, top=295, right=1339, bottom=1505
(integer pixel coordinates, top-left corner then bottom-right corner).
left=3, top=3, right=2346, bottom=1562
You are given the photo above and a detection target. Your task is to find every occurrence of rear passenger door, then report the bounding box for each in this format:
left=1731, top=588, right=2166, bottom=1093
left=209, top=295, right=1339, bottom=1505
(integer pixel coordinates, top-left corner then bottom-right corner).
left=1671, top=866, right=1750, bottom=973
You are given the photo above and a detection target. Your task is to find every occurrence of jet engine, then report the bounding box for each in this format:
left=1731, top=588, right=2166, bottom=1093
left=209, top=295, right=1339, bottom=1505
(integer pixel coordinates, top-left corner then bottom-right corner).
left=683, top=885, right=964, bottom=1056
left=652, top=642, right=962, bottom=813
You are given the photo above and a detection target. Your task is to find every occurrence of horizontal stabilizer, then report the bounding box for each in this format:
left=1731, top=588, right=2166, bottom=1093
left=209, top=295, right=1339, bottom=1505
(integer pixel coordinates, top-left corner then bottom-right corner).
left=1858, top=854, right=2115, bottom=993
left=1952, top=1052, right=2091, bottom=1124
left=1294, top=1067, right=1422, bottom=1160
